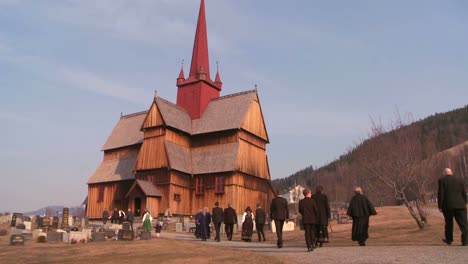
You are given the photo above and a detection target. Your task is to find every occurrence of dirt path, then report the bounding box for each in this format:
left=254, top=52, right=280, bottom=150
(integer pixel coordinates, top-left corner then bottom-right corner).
left=166, top=232, right=468, bottom=264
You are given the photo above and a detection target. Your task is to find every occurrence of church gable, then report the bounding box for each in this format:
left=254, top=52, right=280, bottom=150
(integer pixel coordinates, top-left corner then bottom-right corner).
left=241, top=93, right=269, bottom=142
left=142, top=101, right=165, bottom=130
left=134, top=136, right=169, bottom=171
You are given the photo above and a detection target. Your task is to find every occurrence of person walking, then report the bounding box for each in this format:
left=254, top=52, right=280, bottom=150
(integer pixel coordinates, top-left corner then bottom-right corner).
left=270, top=189, right=289, bottom=248
left=223, top=203, right=238, bottom=241
left=255, top=203, right=267, bottom=242
left=111, top=208, right=119, bottom=224
left=438, top=168, right=468, bottom=246
left=299, top=188, right=319, bottom=252
left=126, top=208, right=134, bottom=231
left=313, top=185, right=331, bottom=247
left=118, top=209, right=126, bottom=224
left=102, top=208, right=109, bottom=225
left=347, top=187, right=377, bottom=246
left=142, top=210, right=153, bottom=232
left=241, top=207, right=254, bottom=242
left=212, top=202, right=224, bottom=242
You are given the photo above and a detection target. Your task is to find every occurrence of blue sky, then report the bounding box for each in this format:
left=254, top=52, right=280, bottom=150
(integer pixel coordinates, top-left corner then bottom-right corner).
left=1, top=0, right=467, bottom=212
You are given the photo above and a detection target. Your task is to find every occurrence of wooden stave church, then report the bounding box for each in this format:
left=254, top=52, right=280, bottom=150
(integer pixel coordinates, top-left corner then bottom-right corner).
left=86, top=0, right=275, bottom=218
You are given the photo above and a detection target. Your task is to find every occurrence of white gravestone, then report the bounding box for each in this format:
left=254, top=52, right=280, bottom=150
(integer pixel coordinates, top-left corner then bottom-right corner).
left=271, top=220, right=295, bottom=233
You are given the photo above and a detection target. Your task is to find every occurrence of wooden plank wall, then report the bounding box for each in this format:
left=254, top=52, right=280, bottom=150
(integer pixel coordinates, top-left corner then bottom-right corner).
left=144, top=127, right=165, bottom=139
left=134, top=136, right=168, bottom=170
left=191, top=131, right=238, bottom=148
left=169, top=172, right=191, bottom=215
left=87, top=182, right=131, bottom=219
left=241, top=98, right=268, bottom=141
left=166, top=129, right=190, bottom=147
left=142, top=102, right=164, bottom=129
left=237, top=140, right=270, bottom=180
left=146, top=197, right=160, bottom=217
left=126, top=187, right=146, bottom=215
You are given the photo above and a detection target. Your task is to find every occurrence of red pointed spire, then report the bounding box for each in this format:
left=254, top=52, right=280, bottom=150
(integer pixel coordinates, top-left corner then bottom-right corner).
left=214, top=63, right=222, bottom=89
left=177, top=65, right=185, bottom=85
left=189, top=0, right=210, bottom=80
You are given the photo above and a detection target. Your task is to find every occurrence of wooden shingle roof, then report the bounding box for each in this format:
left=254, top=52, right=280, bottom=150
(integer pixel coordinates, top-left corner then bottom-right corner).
left=134, top=180, right=162, bottom=197
left=165, top=141, right=192, bottom=174
left=191, top=143, right=239, bottom=174
left=155, top=97, right=192, bottom=133
left=101, top=112, right=147, bottom=151
left=87, top=156, right=137, bottom=184
left=192, top=90, right=256, bottom=135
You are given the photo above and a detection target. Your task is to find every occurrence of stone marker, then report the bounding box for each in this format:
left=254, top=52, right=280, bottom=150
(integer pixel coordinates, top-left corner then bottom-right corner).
left=23, top=221, right=32, bottom=231
left=47, top=231, right=63, bottom=242
left=11, top=214, right=17, bottom=227
left=122, top=221, right=131, bottom=231
left=105, top=230, right=116, bottom=239
left=69, top=231, right=87, bottom=243
left=16, top=223, right=26, bottom=230
left=23, top=216, right=31, bottom=222
left=0, top=229, right=7, bottom=236
left=36, top=216, right=43, bottom=228
left=43, top=217, right=51, bottom=227
left=52, top=217, right=59, bottom=229
left=140, top=231, right=151, bottom=240
left=271, top=220, right=295, bottom=233
left=10, top=227, right=22, bottom=235
left=10, top=234, right=25, bottom=246
left=118, top=230, right=134, bottom=241
left=92, top=232, right=106, bottom=242
left=62, top=232, right=70, bottom=243
left=21, top=232, right=33, bottom=241
left=176, top=223, right=183, bottom=232
left=61, top=208, right=69, bottom=228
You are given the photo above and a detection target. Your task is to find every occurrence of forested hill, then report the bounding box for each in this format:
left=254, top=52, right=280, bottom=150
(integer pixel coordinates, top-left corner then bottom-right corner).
left=272, top=104, right=468, bottom=204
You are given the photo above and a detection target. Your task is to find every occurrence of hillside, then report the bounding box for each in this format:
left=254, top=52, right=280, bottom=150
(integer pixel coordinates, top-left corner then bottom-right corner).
left=273, top=104, right=468, bottom=205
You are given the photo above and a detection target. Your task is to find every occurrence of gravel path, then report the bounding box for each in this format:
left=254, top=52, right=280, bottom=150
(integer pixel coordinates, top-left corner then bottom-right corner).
left=166, top=232, right=468, bottom=264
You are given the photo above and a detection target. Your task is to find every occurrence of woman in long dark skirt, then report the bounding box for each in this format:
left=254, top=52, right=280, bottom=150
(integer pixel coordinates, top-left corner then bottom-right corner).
left=313, top=185, right=331, bottom=247
left=241, top=207, right=254, bottom=242
left=347, top=187, right=377, bottom=246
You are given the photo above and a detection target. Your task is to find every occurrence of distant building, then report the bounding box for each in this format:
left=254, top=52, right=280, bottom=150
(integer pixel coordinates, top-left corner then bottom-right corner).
left=282, top=185, right=306, bottom=204
left=85, top=0, right=274, bottom=219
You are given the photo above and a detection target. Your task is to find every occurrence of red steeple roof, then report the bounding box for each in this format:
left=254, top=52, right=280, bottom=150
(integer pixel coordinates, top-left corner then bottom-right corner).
left=189, top=0, right=210, bottom=80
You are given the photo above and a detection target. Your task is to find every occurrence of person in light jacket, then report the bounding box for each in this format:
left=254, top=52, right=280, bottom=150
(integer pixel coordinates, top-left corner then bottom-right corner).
left=142, top=210, right=153, bottom=232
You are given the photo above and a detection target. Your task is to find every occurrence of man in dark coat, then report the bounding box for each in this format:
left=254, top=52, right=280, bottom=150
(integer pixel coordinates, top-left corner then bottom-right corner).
left=299, top=188, right=319, bottom=252
left=111, top=208, right=119, bottom=224
left=212, top=202, right=223, bottom=242
left=313, top=185, right=331, bottom=247
left=102, top=208, right=109, bottom=225
left=223, top=203, right=238, bottom=241
left=126, top=208, right=134, bottom=231
left=347, top=187, right=377, bottom=246
left=438, top=168, right=468, bottom=246
left=270, top=189, right=289, bottom=248
left=255, top=203, right=267, bottom=242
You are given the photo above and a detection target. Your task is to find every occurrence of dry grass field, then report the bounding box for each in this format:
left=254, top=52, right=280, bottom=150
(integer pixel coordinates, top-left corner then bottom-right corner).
left=0, top=206, right=462, bottom=264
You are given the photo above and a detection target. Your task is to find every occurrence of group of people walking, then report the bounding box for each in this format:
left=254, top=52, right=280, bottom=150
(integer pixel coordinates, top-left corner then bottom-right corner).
left=195, top=202, right=267, bottom=243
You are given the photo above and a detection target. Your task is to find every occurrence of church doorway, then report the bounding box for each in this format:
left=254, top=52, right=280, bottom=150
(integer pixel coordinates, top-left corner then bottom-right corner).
left=134, top=198, right=142, bottom=217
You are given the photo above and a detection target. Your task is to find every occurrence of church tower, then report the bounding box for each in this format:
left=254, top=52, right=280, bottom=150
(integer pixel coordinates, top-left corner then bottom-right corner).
left=176, top=0, right=222, bottom=120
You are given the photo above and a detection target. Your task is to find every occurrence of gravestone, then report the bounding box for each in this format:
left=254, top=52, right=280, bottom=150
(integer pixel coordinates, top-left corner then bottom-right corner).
left=175, top=223, right=183, bottom=232
left=92, top=232, right=106, bottom=242
left=24, top=221, right=32, bottom=231
left=52, top=217, right=59, bottom=229
left=62, top=208, right=69, bottom=228
left=118, top=229, right=134, bottom=241
left=10, top=227, right=22, bottom=235
left=10, top=234, right=25, bottom=246
left=23, top=216, right=31, bottom=222
left=140, top=231, right=151, bottom=240
left=36, top=216, right=43, bottom=228
left=47, top=231, right=63, bottom=242
left=105, top=230, right=116, bottom=239
left=69, top=231, right=87, bottom=243
left=62, top=232, right=70, bottom=243
left=43, top=217, right=51, bottom=228
left=10, top=214, right=17, bottom=227
left=16, top=223, right=26, bottom=230
left=21, top=232, right=33, bottom=241
left=122, top=221, right=131, bottom=231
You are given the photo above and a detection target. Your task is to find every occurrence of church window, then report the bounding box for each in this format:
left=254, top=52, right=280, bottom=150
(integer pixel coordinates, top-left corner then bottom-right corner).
left=215, top=176, right=225, bottom=194
left=195, top=177, right=204, bottom=194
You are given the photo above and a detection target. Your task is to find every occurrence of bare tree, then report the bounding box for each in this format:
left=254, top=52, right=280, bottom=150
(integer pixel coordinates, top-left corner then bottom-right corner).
left=357, top=113, right=437, bottom=229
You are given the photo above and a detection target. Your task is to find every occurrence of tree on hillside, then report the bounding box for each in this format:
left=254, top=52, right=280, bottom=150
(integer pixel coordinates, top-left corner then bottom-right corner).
left=358, top=113, right=437, bottom=229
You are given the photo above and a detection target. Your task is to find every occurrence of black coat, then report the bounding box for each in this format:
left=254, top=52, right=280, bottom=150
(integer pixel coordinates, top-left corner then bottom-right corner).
left=438, top=175, right=467, bottom=210
left=347, top=194, right=377, bottom=217
left=212, top=207, right=224, bottom=224
left=313, top=193, right=331, bottom=225
left=299, top=197, right=319, bottom=224
left=126, top=211, right=134, bottom=223
left=223, top=207, right=238, bottom=224
left=255, top=207, right=267, bottom=224
left=270, top=196, right=289, bottom=220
